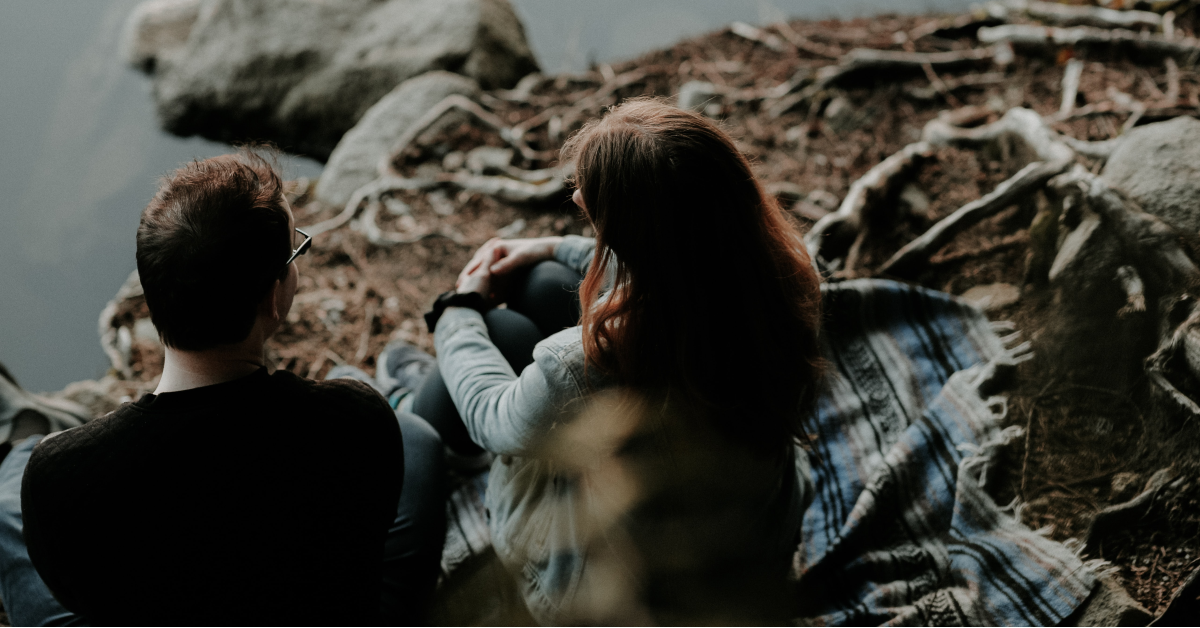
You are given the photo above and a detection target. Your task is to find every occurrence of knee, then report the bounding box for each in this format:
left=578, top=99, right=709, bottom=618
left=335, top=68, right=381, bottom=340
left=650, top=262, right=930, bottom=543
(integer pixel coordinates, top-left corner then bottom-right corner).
left=396, top=412, right=446, bottom=480
left=524, top=260, right=582, bottom=302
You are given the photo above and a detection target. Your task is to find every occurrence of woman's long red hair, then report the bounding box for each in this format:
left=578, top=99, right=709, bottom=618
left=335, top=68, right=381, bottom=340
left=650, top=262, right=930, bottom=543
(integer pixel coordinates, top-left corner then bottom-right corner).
left=561, top=99, right=823, bottom=448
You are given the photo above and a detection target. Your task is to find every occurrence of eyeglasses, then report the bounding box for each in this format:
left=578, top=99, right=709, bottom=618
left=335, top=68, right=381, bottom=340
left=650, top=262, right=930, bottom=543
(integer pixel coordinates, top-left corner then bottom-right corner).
left=285, top=228, right=312, bottom=267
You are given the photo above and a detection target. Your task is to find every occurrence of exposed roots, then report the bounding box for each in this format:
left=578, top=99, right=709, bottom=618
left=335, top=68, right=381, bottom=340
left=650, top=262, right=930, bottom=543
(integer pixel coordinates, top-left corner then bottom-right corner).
left=882, top=158, right=1071, bottom=278
left=804, top=141, right=933, bottom=267
left=978, top=24, right=1200, bottom=60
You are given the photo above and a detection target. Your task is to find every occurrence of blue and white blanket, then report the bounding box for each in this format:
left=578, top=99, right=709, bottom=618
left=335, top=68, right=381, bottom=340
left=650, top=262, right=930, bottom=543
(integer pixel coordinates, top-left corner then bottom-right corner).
left=440, top=279, right=1096, bottom=626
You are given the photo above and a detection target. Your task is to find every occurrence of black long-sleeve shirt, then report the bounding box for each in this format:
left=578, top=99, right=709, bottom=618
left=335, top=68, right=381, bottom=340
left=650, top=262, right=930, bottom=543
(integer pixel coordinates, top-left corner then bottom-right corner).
left=21, top=368, right=403, bottom=625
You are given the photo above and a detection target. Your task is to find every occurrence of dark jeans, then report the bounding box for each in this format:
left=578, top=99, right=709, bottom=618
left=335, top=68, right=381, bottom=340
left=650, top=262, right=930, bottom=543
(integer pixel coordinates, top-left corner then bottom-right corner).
left=0, top=410, right=446, bottom=626
left=413, top=260, right=584, bottom=455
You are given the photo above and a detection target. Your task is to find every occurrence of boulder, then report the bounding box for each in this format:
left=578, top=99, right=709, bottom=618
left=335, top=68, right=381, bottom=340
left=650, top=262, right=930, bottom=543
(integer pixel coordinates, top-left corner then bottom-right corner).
left=315, top=71, right=480, bottom=207
left=0, top=363, right=91, bottom=442
left=959, top=282, right=1020, bottom=312
left=1065, top=575, right=1152, bottom=627
left=119, top=0, right=205, bottom=72
left=130, top=0, right=537, bottom=160
left=1102, top=116, right=1200, bottom=235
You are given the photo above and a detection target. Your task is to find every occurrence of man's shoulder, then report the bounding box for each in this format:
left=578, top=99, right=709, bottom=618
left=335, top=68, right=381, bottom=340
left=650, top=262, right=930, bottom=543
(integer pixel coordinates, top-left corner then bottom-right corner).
left=29, top=402, right=143, bottom=465
left=270, top=370, right=395, bottom=423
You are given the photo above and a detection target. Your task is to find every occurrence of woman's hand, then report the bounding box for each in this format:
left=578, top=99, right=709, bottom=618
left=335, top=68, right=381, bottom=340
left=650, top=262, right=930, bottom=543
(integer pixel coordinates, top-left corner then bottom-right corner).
left=457, top=236, right=562, bottom=286
left=456, top=247, right=495, bottom=297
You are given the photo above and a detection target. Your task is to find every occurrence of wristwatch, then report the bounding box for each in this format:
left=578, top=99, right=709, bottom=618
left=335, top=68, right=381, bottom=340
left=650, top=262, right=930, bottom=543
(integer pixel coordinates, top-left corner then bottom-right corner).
left=424, top=290, right=488, bottom=332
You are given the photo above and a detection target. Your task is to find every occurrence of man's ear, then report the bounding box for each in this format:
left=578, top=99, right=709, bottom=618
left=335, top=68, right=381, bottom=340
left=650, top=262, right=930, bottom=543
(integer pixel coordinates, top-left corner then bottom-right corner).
left=258, top=279, right=282, bottom=322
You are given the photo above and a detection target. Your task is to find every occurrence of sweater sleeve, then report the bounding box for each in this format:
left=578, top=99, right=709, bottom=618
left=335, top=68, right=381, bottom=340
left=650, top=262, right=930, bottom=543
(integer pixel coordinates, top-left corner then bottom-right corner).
left=554, top=235, right=596, bottom=277
left=434, top=307, right=586, bottom=456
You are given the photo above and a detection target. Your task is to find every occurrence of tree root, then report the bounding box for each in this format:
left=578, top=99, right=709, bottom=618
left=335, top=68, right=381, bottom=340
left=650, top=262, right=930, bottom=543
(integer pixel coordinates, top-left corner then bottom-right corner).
left=978, top=24, right=1200, bottom=60
left=305, top=93, right=572, bottom=245
left=1046, top=168, right=1200, bottom=418
left=922, top=106, right=1081, bottom=162
left=1084, top=467, right=1178, bottom=548
left=881, top=158, right=1071, bottom=278
left=730, top=22, right=789, bottom=53
left=767, top=45, right=1009, bottom=118
left=987, top=0, right=1163, bottom=31
left=804, top=142, right=933, bottom=266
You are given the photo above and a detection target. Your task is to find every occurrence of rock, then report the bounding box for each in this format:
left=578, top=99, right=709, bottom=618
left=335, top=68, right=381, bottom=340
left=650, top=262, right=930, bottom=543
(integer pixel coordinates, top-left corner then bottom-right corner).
left=677, top=81, right=720, bottom=115
left=1065, top=575, right=1152, bottom=627
left=120, top=0, right=205, bottom=72
left=898, top=183, right=932, bottom=219
left=442, top=151, right=467, bottom=172
left=0, top=362, right=90, bottom=442
left=465, top=146, right=514, bottom=174
left=1109, top=471, right=1141, bottom=502
left=1102, top=116, right=1200, bottom=235
left=51, top=377, right=128, bottom=418
left=315, top=72, right=481, bottom=207
left=139, top=0, right=537, bottom=160
left=427, top=190, right=456, bottom=216
left=960, top=283, right=1020, bottom=312
left=133, top=318, right=161, bottom=345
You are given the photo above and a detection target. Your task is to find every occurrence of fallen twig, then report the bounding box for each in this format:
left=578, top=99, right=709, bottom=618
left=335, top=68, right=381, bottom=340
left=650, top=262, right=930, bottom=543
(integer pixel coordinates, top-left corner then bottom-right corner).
left=882, top=158, right=1071, bottom=277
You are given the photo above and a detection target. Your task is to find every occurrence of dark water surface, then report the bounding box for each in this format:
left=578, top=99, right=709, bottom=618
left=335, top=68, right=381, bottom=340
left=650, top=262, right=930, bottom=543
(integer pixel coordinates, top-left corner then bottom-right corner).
left=1, top=0, right=972, bottom=392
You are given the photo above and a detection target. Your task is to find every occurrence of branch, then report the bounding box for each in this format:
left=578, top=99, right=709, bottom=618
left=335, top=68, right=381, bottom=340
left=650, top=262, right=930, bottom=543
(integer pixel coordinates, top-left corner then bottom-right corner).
left=881, top=158, right=1071, bottom=277
left=803, top=142, right=933, bottom=265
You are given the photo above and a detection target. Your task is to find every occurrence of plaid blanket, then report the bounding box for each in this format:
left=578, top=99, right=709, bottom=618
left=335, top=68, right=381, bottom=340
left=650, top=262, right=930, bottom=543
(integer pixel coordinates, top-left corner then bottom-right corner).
left=798, top=279, right=1094, bottom=626
left=439, top=279, right=1096, bottom=625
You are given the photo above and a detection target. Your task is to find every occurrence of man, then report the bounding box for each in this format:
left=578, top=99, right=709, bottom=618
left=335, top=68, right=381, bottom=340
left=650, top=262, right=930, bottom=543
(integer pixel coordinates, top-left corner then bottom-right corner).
left=0, top=151, right=445, bottom=625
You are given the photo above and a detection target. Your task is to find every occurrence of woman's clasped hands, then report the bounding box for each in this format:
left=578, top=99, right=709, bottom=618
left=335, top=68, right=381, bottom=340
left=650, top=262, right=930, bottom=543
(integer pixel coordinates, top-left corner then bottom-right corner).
left=455, top=236, right=564, bottom=302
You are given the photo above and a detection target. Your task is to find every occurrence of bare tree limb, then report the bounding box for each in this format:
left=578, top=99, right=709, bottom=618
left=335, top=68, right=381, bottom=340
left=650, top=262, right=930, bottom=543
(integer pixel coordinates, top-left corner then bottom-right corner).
left=881, top=158, right=1071, bottom=277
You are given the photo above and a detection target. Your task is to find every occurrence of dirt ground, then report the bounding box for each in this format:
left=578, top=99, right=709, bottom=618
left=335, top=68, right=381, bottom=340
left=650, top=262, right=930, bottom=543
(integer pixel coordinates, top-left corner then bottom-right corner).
left=105, top=8, right=1200, bottom=619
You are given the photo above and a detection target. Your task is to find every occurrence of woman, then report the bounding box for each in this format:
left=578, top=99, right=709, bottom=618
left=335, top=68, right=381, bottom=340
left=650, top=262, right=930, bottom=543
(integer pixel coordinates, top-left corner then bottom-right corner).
left=414, top=98, right=823, bottom=624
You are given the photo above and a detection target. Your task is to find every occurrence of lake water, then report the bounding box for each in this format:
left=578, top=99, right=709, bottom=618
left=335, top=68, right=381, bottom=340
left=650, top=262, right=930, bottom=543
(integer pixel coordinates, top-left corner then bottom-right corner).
left=0, top=0, right=973, bottom=392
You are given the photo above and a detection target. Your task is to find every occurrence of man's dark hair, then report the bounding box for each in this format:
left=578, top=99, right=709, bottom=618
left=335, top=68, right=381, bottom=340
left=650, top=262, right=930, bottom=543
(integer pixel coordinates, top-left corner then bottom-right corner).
left=136, top=149, right=290, bottom=350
